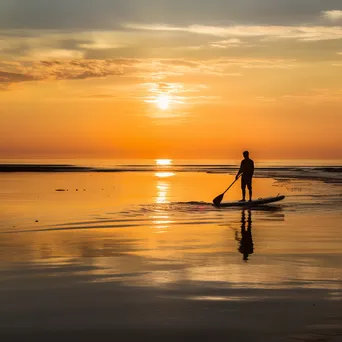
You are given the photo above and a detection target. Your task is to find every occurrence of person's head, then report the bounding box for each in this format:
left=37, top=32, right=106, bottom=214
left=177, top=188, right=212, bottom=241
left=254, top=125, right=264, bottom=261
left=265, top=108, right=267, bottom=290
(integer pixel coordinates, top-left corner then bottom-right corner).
left=243, top=151, right=249, bottom=159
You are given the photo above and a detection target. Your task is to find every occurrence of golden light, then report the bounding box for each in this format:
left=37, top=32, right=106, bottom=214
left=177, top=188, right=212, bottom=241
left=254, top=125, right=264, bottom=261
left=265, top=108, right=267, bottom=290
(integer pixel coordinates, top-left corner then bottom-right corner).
left=157, top=94, right=170, bottom=110
left=155, top=172, right=175, bottom=178
left=156, top=159, right=172, bottom=166
left=156, top=183, right=169, bottom=204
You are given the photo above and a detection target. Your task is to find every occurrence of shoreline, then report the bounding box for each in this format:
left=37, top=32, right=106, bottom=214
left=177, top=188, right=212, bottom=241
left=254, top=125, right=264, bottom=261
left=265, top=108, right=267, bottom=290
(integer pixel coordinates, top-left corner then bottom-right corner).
left=1, top=164, right=341, bottom=184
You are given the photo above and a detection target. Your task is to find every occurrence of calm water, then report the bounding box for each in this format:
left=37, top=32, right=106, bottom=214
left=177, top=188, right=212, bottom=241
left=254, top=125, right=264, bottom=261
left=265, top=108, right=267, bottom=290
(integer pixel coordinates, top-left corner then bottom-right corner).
left=0, top=161, right=341, bottom=340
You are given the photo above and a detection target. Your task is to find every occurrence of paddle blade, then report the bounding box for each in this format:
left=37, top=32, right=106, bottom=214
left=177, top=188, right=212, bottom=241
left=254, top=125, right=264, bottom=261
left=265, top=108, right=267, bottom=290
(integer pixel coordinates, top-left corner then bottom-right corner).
left=213, top=193, right=224, bottom=206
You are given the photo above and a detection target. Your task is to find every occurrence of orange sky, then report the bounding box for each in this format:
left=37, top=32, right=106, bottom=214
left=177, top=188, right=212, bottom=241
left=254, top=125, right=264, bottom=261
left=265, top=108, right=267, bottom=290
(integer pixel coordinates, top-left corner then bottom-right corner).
left=1, top=1, right=342, bottom=159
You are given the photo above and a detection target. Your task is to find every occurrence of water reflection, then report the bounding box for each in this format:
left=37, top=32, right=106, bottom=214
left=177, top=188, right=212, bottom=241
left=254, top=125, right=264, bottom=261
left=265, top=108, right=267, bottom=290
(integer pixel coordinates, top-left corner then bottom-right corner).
left=155, top=172, right=174, bottom=204
left=235, top=210, right=254, bottom=262
left=156, top=182, right=169, bottom=204
left=153, top=172, right=174, bottom=231
left=155, top=172, right=175, bottom=178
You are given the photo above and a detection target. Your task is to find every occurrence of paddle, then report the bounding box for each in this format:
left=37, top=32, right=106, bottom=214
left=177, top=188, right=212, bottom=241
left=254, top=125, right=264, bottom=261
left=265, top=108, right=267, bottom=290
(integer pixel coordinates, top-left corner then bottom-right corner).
left=213, top=175, right=241, bottom=206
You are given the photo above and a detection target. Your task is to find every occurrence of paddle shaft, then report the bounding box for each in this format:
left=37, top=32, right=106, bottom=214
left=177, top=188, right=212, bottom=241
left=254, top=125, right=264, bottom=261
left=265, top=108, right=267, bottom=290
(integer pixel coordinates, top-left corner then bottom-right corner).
left=222, top=177, right=239, bottom=195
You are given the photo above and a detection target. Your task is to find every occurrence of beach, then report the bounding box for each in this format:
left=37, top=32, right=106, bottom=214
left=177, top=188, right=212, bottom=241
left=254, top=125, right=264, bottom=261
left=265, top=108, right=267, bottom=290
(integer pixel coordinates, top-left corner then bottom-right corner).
left=0, top=161, right=341, bottom=341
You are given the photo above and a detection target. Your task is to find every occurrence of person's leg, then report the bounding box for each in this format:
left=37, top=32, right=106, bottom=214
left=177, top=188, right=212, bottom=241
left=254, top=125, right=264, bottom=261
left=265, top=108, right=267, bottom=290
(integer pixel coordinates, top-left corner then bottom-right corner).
left=247, top=179, right=252, bottom=201
left=241, top=179, right=246, bottom=201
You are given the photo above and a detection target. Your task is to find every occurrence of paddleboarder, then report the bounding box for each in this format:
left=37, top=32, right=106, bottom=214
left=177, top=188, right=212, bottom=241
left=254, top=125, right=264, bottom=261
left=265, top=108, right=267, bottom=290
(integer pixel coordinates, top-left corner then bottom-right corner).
left=236, top=151, right=254, bottom=202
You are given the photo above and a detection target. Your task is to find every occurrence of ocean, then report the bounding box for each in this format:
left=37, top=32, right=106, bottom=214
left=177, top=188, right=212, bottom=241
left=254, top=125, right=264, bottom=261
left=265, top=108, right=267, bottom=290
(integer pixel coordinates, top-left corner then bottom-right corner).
left=0, top=159, right=341, bottom=341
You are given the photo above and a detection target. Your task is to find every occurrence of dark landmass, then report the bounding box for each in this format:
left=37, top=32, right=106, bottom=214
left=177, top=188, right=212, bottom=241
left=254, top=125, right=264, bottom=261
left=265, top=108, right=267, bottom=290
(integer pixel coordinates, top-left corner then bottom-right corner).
left=0, top=164, right=341, bottom=184
left=0, top=164, right=95, bottom=172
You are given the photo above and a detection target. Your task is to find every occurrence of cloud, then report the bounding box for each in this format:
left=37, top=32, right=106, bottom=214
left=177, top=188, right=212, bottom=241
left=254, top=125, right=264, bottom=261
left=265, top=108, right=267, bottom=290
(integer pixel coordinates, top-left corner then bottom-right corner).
left=142, top=82, right=207, bottom=95
left=254, top=88, right=342, bottom=104
left=1, top=21, right=342, bottom=63
left=202, top=58, right=297, bottom=69
left=140, top=81, right=219, bottom=109
left=210, top=38, right=242, bottom=49
left=282, top=89, right=342, bottom=104
left=125, top=23, right=342, bottom=41
left=2, top=0, right=342, bottom=29
left=0, top=30, right=128, bottom=60
left=33, top=49, right=84, bottom=59
left=322, top=10, right=342, bottom=22
left=0, top=59, right=131, bottom=89
left=0, top=71, right=36, bottom=83
left=1, top=57, right=295, bottom=90
left=125, top=59, right=225, bottom=79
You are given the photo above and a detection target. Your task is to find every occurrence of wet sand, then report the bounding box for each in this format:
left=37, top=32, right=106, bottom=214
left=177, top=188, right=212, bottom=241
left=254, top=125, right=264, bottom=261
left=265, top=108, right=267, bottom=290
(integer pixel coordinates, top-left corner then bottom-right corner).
left=0, top=170, right=341, bottom=341
left=1, top=277, right=341, bottom=341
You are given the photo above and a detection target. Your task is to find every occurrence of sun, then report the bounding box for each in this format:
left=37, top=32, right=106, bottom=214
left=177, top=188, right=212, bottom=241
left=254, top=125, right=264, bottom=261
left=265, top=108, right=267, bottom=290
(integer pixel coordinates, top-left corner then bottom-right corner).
left=157, top=95, right=170, bottom=110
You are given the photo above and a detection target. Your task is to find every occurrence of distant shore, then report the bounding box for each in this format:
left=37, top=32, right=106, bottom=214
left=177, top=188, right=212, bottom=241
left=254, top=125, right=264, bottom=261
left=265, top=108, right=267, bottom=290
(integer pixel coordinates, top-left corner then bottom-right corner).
left=0, top=164, right=94, bottom=172
left=1, top=163, right=342, bottom=172
left=1, top=164, right=341, bottom=184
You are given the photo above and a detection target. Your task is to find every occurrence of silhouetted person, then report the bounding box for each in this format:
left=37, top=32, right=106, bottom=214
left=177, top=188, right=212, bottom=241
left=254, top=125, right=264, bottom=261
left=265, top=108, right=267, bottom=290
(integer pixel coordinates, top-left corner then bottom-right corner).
left=236, top=151, right=254, bottom=202
left=236, top=210, right=254, bottom=261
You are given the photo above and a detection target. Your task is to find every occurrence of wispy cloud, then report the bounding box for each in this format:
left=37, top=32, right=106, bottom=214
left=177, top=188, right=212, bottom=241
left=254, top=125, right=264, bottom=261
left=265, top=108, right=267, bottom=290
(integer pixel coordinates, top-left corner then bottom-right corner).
left=34, top=49, right=84, bottom=59
left=282, top=89, right=342, bottom=104
left=125, top=23, right=342, bottom=41
left=210, top=38, right=242, bottom=49
left=213, top=58, right=297, bottom=69
left=0, top=30, right=127, bottom=60
left=254, top=88, right=342, bottom=105
left=0, top=59, right=129, bottom=88
left=1, top=57, right=296, bottom=90
left=322, top=10, right=342, bottom=22
left=2, top=1, right=342, bottom=30
left=0, top=71, right=36, bottom=83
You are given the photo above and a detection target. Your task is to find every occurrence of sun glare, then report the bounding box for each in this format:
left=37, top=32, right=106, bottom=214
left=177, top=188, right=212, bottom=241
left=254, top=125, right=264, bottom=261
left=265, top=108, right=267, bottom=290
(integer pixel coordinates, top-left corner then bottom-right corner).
left=155, top=172, right=175, bottom=178
left=157, top=95, right=170, bottom=110
left=156, top=159, right=172, bottom=166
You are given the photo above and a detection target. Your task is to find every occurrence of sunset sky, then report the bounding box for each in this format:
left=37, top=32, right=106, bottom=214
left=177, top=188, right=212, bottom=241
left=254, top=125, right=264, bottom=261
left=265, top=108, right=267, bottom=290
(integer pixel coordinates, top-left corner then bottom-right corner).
left=1, top=0, right=342, bottom=159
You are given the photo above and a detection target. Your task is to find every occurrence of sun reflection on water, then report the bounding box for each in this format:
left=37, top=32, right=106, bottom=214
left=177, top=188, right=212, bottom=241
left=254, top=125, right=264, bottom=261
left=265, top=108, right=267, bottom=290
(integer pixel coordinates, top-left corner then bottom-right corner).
left=153, top=171, right=175, bottom=232
left=156, top=182, right=169, bottom=204
left=155, top=172, right=175, bottom=178
left=155, top=159, right=172, bottom=166
left=154, top=181, right=172, bottom=231
left=155, top=171, right=174, bottom=203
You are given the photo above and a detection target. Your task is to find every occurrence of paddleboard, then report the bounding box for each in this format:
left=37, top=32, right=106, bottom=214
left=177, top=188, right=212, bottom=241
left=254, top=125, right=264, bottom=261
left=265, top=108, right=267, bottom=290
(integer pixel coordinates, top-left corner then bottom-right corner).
left=217, top=195, right=285, bottom=207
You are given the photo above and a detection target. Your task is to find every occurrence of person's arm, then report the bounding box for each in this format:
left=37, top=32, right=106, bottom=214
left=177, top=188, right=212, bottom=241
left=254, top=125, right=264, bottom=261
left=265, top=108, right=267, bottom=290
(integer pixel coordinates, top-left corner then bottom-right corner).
left=251, top=160, right=255, bottom=177
left=236, top=161, right=243, bottom=180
